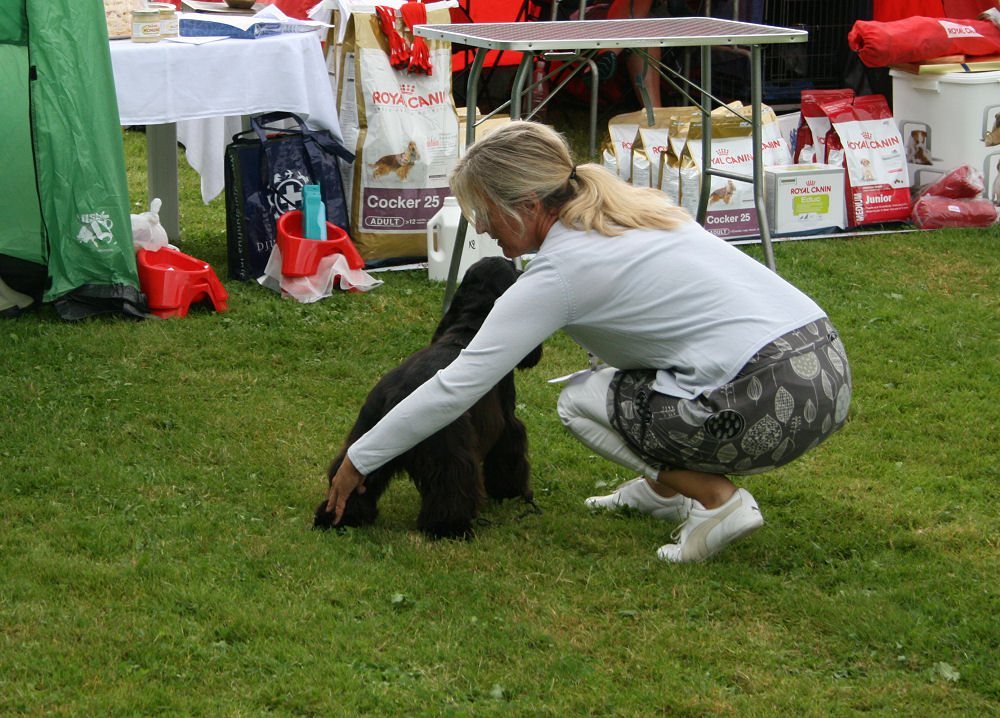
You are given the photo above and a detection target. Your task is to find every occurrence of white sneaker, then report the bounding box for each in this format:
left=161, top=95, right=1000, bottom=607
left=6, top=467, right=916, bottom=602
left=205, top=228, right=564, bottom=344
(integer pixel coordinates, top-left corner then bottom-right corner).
left=585, top=477, right=692, bottom=524
left=656, top=488, right=764, bottom=563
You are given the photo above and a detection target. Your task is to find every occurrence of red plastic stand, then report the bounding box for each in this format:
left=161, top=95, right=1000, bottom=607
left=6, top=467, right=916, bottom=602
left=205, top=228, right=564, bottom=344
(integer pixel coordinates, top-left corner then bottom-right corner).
left=276, top=211, right=364, bottom=277
left=137, top=247, right=229, bottom=318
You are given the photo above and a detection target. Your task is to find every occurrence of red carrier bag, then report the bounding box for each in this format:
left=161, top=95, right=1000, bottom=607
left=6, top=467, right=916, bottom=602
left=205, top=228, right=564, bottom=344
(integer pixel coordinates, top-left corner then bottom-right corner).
left=911, top=195, right=999, bottom=228
left=849, top=16, right=1000, bottom=67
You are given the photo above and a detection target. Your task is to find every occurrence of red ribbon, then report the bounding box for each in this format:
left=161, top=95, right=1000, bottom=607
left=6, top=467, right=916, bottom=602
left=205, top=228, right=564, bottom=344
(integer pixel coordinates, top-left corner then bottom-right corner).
left=375, top=5, right=410, bottom=70
left=400, top=1, right=432, bottom=75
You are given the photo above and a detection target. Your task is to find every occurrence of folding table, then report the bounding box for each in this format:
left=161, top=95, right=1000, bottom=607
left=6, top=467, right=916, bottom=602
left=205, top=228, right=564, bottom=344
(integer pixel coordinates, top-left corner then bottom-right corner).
left=413, top=17, right=808, bottom=308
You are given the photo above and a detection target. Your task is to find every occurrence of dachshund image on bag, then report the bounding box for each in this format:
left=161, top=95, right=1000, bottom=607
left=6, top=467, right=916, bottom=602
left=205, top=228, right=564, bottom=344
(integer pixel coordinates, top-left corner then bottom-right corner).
left=314, top=258, right=542, bottom=539
left=369, top=141, right=421, bottom=180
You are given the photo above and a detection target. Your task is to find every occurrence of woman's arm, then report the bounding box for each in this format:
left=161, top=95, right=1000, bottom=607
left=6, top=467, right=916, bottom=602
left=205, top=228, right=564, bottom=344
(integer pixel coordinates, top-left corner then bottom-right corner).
left=346, top=265, right=568, bottom=476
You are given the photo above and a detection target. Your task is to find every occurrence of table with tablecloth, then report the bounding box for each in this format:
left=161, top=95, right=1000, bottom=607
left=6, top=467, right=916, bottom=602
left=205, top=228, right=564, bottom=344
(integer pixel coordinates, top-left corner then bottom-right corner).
left=110, top=30, right=339, bottom=239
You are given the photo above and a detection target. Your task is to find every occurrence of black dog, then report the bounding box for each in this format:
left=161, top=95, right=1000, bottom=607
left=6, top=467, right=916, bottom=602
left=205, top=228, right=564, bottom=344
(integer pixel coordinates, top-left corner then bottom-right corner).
left=314, top=257, right=542, bottom=539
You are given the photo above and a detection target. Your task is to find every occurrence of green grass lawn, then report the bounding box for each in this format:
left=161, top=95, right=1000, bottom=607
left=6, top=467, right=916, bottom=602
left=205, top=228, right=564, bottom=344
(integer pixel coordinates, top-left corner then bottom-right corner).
left=1, top=125, right=998, bottom=716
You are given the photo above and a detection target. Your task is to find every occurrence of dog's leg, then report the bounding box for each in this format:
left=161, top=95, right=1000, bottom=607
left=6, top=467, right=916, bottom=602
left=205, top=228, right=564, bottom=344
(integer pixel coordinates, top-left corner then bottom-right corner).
left=482, top=415, right=533, bottom=502
left=407, top=430, right=483, bottom=539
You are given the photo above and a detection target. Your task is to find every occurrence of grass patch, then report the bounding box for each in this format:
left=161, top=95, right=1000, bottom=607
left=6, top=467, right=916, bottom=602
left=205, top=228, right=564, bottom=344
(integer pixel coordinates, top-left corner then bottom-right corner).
left=1, top=125, right=998, bottom=716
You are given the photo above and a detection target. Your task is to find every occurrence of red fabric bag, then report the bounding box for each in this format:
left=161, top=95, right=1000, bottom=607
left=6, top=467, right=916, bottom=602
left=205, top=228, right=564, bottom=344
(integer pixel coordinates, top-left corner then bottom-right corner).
left=921, top=165, right=986, bottom=199
left=911, top=195, right=999, bottom=227
left=874, top=1, right=993, bottom=22
left=848, top=16, right=1000, bottom=67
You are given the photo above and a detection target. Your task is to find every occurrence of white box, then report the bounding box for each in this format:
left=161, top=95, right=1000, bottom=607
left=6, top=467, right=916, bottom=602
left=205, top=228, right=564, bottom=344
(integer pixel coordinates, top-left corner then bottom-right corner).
left=765, top=164, right=846, bottom=235
left=890, top=68, right=1000, bottom=196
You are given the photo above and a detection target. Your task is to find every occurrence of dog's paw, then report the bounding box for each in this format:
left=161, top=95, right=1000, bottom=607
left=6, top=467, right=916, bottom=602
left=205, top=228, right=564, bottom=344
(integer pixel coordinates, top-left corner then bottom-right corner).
left=313, top=499, right=378, bottom=531
left=422, top=520, right=475, bottom=541
left=312, top=501, right=339, bottom=530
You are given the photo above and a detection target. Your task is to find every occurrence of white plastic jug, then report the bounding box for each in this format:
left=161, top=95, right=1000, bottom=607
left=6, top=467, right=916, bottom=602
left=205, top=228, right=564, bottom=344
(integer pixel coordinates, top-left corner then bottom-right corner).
left=426, top=197, right=504, bottom=282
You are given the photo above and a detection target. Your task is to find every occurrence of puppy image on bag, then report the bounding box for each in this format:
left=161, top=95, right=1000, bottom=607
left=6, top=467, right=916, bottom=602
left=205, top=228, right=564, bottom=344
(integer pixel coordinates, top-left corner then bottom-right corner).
left=985, top=113, right=1000, bottom=147
left=859, top=158, right=876, bottom=181
left=992, top=158, right=1000, bottom=204
left=369, top=140, right=421, bottom=180
left=906, top=129, right=932, bottom=165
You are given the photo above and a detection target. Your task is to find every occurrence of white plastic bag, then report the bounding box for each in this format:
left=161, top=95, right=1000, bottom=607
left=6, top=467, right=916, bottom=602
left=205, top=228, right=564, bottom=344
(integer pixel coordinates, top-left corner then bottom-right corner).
left=257, top=245, right=383, bottom=303
left=131, top=198, right=171, bottom=251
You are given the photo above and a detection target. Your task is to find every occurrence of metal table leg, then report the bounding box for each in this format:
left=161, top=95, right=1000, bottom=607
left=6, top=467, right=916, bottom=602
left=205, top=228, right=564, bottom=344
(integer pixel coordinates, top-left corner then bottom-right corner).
left=696, top=45, right=712, bottom=223
left=442, top=48, right=487, bottom=313
left=146, top=122, right=180, bottom=242
left=750, top=45, right=776, bottom=271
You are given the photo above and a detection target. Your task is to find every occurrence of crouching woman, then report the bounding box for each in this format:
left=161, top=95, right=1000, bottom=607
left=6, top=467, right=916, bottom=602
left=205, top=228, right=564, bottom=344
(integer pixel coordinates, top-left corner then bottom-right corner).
left=327, top=120, right=851, bottom=563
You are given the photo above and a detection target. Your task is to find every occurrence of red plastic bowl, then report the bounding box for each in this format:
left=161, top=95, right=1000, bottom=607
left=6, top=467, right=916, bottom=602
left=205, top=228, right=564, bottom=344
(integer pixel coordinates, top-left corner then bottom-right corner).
left=276, top=211, right=364, bottom=277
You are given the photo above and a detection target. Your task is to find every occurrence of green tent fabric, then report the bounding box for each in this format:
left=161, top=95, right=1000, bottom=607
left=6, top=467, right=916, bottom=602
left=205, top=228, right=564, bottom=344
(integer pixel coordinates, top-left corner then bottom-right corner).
left=0, top=0, right=147, bottom=319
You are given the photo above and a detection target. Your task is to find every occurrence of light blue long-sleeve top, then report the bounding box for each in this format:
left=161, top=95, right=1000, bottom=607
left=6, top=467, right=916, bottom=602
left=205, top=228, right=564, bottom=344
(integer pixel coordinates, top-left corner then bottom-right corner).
left=347, top=219, right=825, bottom=475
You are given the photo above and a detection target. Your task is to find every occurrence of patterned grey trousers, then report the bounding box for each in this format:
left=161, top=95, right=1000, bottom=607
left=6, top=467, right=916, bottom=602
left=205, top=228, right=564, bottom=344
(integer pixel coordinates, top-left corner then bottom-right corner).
left=607, top=318, right=851, bottom=475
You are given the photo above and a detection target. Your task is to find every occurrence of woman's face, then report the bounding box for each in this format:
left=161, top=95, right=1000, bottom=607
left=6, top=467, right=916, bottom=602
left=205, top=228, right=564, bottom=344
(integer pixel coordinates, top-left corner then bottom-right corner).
left=474, top=198, right=553, bottom=258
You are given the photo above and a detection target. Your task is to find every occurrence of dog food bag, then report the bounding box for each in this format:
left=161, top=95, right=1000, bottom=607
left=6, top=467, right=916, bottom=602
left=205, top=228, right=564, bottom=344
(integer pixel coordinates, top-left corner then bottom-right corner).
left=685, top=114, right=758, bottom=238
left=760, top=106, right=793, bottom=167
left=639, top=126, right=671, bottom=191
left=823, top=94, right=910, bottom=227
left=605, top=107, right=701, bottom=191
left=669, top=115, right=705, bottom=215
left=631, top=149, right=652, bottom=189
left=795, top=89, right=854, bottom=164
left=659, top=127, right=684, bottom=206
left=338, top=6, right=459, bottom=262
left=602, top=147, right=619, bottom=177
left=607, top=120, right=639, bottom=182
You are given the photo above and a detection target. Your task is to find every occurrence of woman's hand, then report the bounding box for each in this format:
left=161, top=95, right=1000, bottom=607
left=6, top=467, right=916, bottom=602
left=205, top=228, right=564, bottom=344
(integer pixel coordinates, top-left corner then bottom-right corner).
left=325, top=454, right=366, bottom=523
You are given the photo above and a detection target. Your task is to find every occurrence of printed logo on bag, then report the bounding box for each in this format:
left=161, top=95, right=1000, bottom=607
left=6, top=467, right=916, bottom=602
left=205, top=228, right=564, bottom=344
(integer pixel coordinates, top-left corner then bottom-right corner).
left=268, top=169, right=311, bottom=218
left=712, top=147, right=754, bottom=165
left=846, top=131, right=901, bottom=151
left=371, top=83, right=449, bottom=109
left=938, top=20, right=983, bottom=39
left=76, top=211, right=115, bottom=249
left=790, top=180, right=833, bottom=195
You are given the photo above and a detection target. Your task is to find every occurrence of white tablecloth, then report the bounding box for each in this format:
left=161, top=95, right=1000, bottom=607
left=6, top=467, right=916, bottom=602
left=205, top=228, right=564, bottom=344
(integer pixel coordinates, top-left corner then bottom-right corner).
left=110, top=31, right=340, bottom=204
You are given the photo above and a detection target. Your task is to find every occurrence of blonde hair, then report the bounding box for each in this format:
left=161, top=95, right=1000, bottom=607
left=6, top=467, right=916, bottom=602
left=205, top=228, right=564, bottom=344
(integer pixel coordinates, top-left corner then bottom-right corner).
left=449, top=120, right=690, bottom=237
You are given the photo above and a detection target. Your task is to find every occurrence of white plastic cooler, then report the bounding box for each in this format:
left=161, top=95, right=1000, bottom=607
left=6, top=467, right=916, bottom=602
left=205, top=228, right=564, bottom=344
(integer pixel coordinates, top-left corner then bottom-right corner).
left=890, top=68, right=1000, bottom=199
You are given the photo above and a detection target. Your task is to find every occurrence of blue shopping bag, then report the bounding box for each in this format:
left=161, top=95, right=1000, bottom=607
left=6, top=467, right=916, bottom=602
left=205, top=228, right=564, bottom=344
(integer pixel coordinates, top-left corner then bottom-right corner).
left=224, top=112, right=354, bottom=281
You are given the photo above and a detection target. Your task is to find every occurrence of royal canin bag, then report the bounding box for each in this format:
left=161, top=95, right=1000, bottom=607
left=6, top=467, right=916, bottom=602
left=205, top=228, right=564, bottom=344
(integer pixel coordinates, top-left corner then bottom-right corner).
left=822, top=95, right=910, bottom=227
left=337, top=6, right=459, bottom=264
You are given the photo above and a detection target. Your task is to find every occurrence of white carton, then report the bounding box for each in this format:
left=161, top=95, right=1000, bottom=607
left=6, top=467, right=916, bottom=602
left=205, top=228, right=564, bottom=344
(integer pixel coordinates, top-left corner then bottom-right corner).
left=890, top=68, right=1000, bottom=196
left=765, top=164, right=845, bottom=235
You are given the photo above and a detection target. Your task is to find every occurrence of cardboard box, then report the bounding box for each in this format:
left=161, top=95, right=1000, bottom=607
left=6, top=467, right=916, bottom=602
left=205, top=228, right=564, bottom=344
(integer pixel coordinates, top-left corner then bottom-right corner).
left=765, top=164, right=845, bottom=235
left=457, top=107, right=510, bottom=155
left=890, top=68, right=1000, bottom=192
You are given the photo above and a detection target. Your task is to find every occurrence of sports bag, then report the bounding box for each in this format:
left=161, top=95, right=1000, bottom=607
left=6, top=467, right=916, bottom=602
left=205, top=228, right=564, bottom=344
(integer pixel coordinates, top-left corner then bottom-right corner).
left=848, top=16, right=1000, bottom=68
left=224, top=112, right=354, bottom=280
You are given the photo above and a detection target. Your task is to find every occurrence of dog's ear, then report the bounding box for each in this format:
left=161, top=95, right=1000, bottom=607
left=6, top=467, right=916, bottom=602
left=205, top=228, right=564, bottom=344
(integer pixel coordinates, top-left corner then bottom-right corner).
left=433, top=258, right=518, bottom=341
left=517, top=344, right=543, bottom=370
